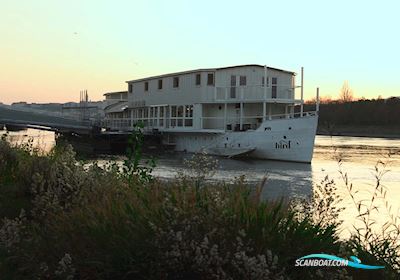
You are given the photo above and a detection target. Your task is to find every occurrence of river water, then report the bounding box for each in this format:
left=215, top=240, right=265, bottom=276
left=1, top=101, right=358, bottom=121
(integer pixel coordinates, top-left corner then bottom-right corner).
left=2, top=129, right=400, bottom=237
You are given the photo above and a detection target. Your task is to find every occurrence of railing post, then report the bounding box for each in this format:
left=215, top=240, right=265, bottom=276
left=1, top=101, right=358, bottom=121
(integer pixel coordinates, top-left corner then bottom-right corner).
left=239, top=103, right=243, bottom=130
left=224, top=103, right=227, bottom=131
left=316, top=87, right=320, bottom=112
left=264, top=65, right=268, bottom=100
left=263, top=102, right=266, bottom=121
left=268, top=104, right=272, bottom=120
left=300, top=67, right=304, bottom=117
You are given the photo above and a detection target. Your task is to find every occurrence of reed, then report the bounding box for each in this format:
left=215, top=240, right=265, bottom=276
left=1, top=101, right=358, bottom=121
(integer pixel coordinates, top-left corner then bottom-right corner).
left=0, top=135, right=398, bottom=279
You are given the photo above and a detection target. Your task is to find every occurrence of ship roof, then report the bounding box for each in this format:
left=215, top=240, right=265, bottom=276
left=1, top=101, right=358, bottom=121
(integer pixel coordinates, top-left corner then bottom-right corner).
left=103, top=91, right=128, bottom=96
left=126, top=64, right=295, bottom=83
left=104, top=101, right=128, bottom=113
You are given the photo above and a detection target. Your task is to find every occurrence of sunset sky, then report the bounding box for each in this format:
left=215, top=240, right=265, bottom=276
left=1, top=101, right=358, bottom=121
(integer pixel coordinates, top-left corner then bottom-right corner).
left=1, top=0, right=399, bottom=104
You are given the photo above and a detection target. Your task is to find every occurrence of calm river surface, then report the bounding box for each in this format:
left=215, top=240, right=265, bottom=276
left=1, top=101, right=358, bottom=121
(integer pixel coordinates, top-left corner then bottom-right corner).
left=2, top=129, right=400, bottom=236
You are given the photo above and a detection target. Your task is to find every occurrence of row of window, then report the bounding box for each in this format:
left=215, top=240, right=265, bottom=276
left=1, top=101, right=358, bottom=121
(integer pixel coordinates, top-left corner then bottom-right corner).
left=129, top=105, right=194, bottom=119
left=127, top=75, right=278, bottom=94
left=128, top=73, right=215, bottom=93
left=128, top=105, right=194, bottom=128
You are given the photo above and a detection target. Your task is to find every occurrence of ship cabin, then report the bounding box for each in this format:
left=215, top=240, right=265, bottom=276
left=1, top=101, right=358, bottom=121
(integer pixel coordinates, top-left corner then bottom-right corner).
left=103, top=64, right=304, bottom=132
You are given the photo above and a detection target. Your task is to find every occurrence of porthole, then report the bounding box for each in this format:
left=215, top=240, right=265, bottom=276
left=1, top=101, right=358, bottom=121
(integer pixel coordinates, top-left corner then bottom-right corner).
left=289, top=127, right=292, bottom=130
left=283, top=136, right=287, bottom=139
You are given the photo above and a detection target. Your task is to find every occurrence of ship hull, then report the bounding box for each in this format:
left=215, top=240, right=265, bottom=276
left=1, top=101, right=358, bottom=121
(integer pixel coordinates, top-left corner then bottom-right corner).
left=167, top=114, right=318, bottom=163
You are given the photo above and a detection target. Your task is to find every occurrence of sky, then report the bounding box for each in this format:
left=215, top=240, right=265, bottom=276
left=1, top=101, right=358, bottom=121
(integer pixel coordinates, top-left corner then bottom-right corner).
left=0, top=0, right=399, bottom=104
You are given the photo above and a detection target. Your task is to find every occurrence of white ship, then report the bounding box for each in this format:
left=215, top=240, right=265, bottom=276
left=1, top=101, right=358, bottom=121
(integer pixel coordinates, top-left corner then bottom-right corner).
left=103, top=64, right=320, bottom=163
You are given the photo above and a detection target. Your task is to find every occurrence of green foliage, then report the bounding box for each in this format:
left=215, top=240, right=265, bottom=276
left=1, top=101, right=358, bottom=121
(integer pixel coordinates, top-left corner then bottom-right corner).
left=0, top=136, right=399, bottom=279
left=122, top=121, right=156, bottom=184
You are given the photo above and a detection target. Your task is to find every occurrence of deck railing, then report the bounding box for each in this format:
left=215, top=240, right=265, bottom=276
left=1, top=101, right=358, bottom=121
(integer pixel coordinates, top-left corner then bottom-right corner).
left=103, top=111, right=317, bottom=132
left=208, top=85, right=297, bottom=102
left=200, top=111, right=317, bottom=130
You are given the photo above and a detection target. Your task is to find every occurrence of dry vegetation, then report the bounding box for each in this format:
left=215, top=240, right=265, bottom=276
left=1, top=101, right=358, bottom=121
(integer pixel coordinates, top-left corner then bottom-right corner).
left=0, top=131, right=399, bottom=279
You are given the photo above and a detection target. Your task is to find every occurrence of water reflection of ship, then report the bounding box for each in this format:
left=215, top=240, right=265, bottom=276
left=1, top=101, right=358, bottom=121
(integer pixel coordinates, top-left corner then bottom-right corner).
left=218, top=158, right=313, bottom=200
left=155, top=154, right=313, bottom=200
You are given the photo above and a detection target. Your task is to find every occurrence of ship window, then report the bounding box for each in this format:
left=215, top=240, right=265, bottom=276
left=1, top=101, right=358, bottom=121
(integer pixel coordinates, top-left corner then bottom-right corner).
left=262, top=77, right=270, bottom=87
left=240, top=76, right=247, bottom=86
left=185, top=105, right=193, bottom=117
left=185, top=119, right=193, bottom=127
left=173, top=77, right=179, bottom=88
left=272, top=77, right=277, bottom=98
left=128, top=84, right=133, bottom=93
left=171, top=106, right=177, bottom=117
left=144, top=82, right=149, bottom=92
left=195, top=73, right=201, bottom=86
left=207, top=73, right=214, bottom=86
left=160, top=107, right=164, bottom=117
left=158, top=79, right=163, bottom=90
left=177, top=106, right=183, bottom=117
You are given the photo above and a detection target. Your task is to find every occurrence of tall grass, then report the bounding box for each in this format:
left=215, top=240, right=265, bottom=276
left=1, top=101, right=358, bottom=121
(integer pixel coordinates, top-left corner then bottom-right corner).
left=0, top=134, right=399, bottom=279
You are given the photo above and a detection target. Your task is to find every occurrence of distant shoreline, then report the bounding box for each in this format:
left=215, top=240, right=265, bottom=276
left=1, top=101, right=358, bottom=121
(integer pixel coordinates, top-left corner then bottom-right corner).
left=317, top=125, right=400, bottom=139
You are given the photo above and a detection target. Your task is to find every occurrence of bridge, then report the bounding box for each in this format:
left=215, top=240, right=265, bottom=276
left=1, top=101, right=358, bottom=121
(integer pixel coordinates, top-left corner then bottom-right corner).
left=0, top=106, right=99, bottom=134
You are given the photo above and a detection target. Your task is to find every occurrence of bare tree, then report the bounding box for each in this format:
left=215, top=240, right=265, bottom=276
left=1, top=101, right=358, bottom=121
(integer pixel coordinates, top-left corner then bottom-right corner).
left=339, top=81, right=354, bottom=103
left=305, top=95, right=333, bottom=104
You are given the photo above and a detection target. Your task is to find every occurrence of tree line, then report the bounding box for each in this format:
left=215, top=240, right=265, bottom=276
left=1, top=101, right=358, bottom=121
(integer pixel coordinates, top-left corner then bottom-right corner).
left=305, top=97, right=400, bottom=126
left=303, top=81, right=399, bottom=126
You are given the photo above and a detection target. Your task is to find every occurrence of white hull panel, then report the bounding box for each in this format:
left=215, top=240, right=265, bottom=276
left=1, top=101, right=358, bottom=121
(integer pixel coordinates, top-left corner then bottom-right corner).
left=166, top=115, right=318, bottom=163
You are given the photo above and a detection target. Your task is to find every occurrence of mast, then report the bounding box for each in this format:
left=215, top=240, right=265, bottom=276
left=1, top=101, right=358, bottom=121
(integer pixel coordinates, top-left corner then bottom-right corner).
left=263, top=65, right=267, bottom=121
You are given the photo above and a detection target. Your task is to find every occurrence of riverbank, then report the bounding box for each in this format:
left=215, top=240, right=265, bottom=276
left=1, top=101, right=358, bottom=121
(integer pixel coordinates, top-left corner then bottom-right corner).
left=317, top=124, right=400, bottom=139
left=1, top=138, right=399, bottom=279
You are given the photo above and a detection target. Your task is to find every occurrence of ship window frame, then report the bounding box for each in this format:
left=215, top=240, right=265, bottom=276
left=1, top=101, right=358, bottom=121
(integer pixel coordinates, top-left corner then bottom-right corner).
left=207, top=73, right=215, bottom=86
left=144, top=81, right=149, bottom=92
left=173, top=76, right=180, bottom=88
left=195, top=73, right=201, bottom=86
left=271, top=77, right=278, bottom=98
left=177, top=105, right=184, bottom=117
left=185, top=105, right=193, bottom=118
left=158, top=79, right=163, bottom=90
left=128, top=84, right=133, bottom=93
left=262, top=77, right=270, bottom=87
left=184, top=119, right=193, bottom=127
left=240, top=75, right=247, bottom=86
left=171, top=106, right=177, bottom=117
